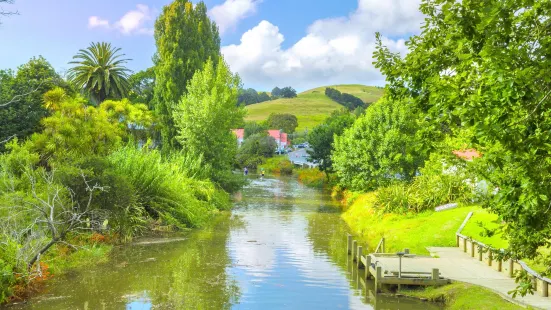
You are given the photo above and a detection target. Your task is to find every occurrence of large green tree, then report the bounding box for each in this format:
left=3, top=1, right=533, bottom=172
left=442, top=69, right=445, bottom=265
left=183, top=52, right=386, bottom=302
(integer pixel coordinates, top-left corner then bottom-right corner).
left=154, top=0, right=221, bottom=149
left=0, top=57, right=71, bottom=150
left=173, top=58, right=244, bottom=174
left=68, top=42, right=131, bottom=104
left=128, top=67, right=155, bottom=109
left=308, top=109, right=355, bottom=173
left=266, top=113, right=298, bottom=133
left=332, top=99, right=428, bottom=191
left=374, top=0, right=551, bottom=276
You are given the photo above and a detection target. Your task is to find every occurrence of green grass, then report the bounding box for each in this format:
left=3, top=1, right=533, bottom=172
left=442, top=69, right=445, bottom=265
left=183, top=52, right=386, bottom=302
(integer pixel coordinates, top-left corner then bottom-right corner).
left=45, top=243, right=113, bottom=275
left=342, top=193, right=481, bottom=255
left=401, top=282, right=524, bottom=309
left=302, top=84, right=384, bottom=104
left=245, top=85, right=384, bottom=132
left=461, top=209, right=508, bottom=249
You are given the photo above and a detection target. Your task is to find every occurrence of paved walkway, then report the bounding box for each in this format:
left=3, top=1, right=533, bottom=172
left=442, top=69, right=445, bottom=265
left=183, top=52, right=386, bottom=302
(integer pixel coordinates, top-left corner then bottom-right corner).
left=372, top=247, right=551, bottom=309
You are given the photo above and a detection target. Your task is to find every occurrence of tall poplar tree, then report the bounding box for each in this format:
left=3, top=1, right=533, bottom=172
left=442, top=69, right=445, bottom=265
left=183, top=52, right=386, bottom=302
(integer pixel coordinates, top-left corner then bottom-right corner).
left=153, top=0, right=221, bottom=149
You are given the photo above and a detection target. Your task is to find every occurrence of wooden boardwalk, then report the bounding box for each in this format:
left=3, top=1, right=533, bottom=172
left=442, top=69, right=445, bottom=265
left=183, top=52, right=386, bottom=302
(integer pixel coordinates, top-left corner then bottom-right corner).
left=372, top=247, right=551, bottom=309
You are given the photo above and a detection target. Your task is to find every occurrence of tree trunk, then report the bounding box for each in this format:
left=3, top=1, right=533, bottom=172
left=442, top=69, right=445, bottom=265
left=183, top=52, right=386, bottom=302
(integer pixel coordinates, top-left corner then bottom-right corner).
left=28, top=238, right=57, bottom=270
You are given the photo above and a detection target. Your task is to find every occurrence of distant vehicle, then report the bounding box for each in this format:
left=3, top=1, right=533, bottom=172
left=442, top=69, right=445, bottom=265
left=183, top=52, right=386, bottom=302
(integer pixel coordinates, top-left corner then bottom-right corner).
left=296, top=144, right=305, bottom=149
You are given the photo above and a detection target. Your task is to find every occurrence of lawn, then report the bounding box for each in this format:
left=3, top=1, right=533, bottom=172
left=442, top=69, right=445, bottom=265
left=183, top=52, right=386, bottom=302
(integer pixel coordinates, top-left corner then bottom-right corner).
left=342, top=193, right=480, bottom=255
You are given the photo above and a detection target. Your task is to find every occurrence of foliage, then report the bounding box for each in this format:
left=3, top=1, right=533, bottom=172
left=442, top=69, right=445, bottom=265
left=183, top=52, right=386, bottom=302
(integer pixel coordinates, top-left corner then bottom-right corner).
left=173, top=58, right=245, bottom=189
left=259, top=156, right=293, bottom=176
left=374, top=0, right=551, bottom=264
left=153, top=0, right=220, bottom=150
left=271, top=86, right=297, bottom=99
left=0, top=57, right=72, bottom=151
left=29, top=89, right=154, bottom=161
left=295, top=169, right=328, bottom=189
left=243, top=121, right=267, bottom=139
left=236, top=132, right=277, bottom=169
left=128, top=67, right=155, bottom=109
left=237, top=88, right=271, bottom=106
left=325, top=87, right=365, bottom=110
left=332, top=98, right=429, bottom=191
left=307, top=109, right=355, bottom=172
left=266, top=113, right=298, bottom=133
left=108, top=145, right=230, bottom=229
left=68, top=42, right=131, bottom=104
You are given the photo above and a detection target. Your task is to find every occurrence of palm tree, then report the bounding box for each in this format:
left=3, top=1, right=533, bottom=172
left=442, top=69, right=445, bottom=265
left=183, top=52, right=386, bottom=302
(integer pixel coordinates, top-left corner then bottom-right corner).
left=68, top=42, right=131, bottom=104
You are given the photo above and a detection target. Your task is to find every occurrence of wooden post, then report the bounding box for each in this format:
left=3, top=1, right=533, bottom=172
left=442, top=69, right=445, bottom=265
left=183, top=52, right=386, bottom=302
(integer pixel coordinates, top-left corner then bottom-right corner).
left=463, top=237, right=467, bottom=252
left=487, top=251, right=493, bottom=266
left=352, top=240, right=358, bottom=261
left=357, top=246, right=364, bottom=268
left=347, top=234, right=353, bottom=255
left=382, top=238, right=385, bottom=254
left=375, top=266, right=382, bottom=293
left=431, top=268, right=439, bottom=280
left=497, top=259, right=502, bottom=272
left=365, top=256, right=372, bottom=279
left=456, top=234, right=460, bottom=247
left=508, top=259, right=514, bottom=278
left=537, top=279, right=549, bottom=297
left=478, top=245, right=483, bottom=261
left=470, top=241, right=475, bottom=258
left=404, top=248, right=410, bottom=254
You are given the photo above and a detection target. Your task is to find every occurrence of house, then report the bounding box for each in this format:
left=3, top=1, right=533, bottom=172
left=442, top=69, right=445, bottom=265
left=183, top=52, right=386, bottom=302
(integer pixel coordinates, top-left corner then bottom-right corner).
left=232, top=129, right=245, bottom=146
left=452, top=149, right=482, bottom=161
left=268, top=130, right=289, bottom=152
left=231, top=128, right=289, bottom=151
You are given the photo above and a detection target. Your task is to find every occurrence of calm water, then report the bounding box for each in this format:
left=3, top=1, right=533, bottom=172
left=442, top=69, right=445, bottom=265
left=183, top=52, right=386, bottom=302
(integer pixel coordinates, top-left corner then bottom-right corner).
left=9, top=176, right=440, bottom=309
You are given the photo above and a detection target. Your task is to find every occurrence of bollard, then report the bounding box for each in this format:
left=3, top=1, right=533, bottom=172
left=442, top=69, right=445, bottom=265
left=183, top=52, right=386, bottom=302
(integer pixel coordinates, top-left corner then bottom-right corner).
left=347, top=234, right=353, bottom=255
left=352, top=240, right=358, bottom=261
left=432, top=268, right=439, bottom=280
left=470, top=241, right=475, bottom=258
left=357, top=246, right=364, bottom=269
left=478, top=245, right=483, bottom=261
left=487, top=251, right=493, bottom=267
left=508, top=259, right=514, bottom=278
left=365, top=256, right=372, bottom=279
left=463, top=238, right=467, bottom=252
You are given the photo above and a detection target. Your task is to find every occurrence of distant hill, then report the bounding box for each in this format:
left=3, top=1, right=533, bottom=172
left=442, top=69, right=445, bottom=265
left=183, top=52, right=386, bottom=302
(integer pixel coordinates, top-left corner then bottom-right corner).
left=301, top=84, right=384, bottom=104
left=245, top=84, right=384, bottom=132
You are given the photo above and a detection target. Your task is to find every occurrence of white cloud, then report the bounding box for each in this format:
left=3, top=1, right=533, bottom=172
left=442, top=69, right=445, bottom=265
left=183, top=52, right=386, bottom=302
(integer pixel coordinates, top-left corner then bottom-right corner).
left=222, top=0, right=423, bottom=90
left=209, top=0, right=261, bottom=35
left=87, top=4, right=154, bottom=36
left=88, top=16, right=109, bottom=29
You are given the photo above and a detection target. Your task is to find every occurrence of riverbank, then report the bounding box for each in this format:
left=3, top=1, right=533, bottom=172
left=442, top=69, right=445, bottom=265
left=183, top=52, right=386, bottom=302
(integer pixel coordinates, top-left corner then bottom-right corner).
left=259, top=156, right=330, bottom=188
left=342, top=193, right=530, bottom=309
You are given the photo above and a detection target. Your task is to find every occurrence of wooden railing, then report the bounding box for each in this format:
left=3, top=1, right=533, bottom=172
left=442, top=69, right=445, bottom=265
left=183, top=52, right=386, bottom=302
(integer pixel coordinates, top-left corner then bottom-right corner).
left=456, top=212, right=551, bottom=297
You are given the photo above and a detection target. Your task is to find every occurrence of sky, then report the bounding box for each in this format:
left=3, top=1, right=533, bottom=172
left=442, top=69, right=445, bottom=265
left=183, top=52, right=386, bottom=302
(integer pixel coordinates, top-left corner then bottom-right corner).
left=0, top=0, right=424, bottom=91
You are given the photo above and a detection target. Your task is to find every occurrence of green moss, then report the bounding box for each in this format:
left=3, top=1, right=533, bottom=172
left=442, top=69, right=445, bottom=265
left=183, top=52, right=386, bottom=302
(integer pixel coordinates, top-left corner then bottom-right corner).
left=400, top=282, right=524, bottom=309
left=342, top=193, right=480, bottom=255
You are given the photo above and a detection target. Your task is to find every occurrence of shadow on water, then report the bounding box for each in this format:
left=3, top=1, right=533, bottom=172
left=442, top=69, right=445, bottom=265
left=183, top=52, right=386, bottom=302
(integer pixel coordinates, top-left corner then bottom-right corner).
left=9, top=176, right=442, bottom=309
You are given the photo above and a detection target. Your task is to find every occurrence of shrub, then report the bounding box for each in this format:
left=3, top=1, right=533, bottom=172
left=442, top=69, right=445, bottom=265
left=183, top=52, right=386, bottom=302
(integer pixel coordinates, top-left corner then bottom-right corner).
left=296, top=169, right=327, bottom=188
left=260, top=156, right=294, bottom=175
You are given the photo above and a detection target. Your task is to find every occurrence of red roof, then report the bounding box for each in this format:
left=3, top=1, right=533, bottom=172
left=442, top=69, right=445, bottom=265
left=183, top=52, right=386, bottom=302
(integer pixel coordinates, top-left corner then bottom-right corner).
left=232, top=129, right=244, bottom=139
left=268, top=130, right=288, bottom=144
left=453, top=149, right=482, bottom=161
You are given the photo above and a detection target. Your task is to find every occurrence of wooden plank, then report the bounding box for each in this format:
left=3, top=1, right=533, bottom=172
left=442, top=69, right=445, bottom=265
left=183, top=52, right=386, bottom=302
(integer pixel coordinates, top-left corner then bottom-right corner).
left=379, top=277, right=449, bottom=286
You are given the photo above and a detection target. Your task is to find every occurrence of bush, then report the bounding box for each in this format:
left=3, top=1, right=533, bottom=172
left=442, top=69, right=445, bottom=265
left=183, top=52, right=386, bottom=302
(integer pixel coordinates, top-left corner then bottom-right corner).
left=260, top=156, right=294, bottom=175
left=108, top=145, right=230, bottom=229
left=296, top=169, right=327, bottom=188
left=236, top=132, right=277, bottom=169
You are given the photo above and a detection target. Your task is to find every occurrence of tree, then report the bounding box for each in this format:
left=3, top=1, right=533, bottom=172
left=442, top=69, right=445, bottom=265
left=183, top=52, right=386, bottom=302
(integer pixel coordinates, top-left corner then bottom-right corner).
left=237, top=88, right=259, bottom=105
left=271, top=87, right=282, bottom=99
left=0, top=57, right=71, bottom=150
left=173, top=58, right=245, bottom=174
left=154, top=0, right=220, bottom=150
left=308, top=110, right=355, bottom=172
left=0, top=0, right=17, bottom=23
left=244, top=121, right=267, bottom=138
left=332, top=99, right=428, bottom=191
left=266, top=113, right=298, bottom=133
left=236, top=133, right=277, bottom=169
left=325, top=87, right=365, bottom=110
left=280, top=86, right=297, bottom=98
left=128, top=67, right=155, bottom=109
left=258, top=92, right=271, bottom=102
left=68, top=42, right=131, bottom=104
left=374, top=0, right=551, bottom=281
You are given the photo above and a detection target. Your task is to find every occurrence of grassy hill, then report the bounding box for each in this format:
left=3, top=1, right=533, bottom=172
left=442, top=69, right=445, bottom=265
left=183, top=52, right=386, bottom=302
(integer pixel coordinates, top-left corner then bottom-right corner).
left=245, top=84, right=384, bottom=132
left=302, top=84, right=384, bottom=104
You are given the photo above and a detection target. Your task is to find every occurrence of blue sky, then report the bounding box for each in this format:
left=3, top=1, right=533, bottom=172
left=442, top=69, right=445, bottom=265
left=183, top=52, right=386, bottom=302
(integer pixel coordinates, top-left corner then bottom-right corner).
left=0, top=0, right=423, bottom=91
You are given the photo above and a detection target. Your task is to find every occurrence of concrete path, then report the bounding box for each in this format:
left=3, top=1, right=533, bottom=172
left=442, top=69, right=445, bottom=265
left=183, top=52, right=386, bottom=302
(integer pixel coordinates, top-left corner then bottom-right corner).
left=372, top=247, right=551, bottom=309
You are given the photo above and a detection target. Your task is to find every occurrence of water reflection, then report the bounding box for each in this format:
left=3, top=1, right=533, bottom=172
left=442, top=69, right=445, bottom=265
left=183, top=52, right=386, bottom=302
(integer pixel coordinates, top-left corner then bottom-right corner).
left=11, top=176, right=440, bottom=310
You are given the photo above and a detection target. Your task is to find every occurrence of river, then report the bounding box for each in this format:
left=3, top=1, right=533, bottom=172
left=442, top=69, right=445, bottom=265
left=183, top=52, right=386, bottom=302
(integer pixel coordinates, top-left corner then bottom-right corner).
left=10, top=176, right=441, bottom=309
